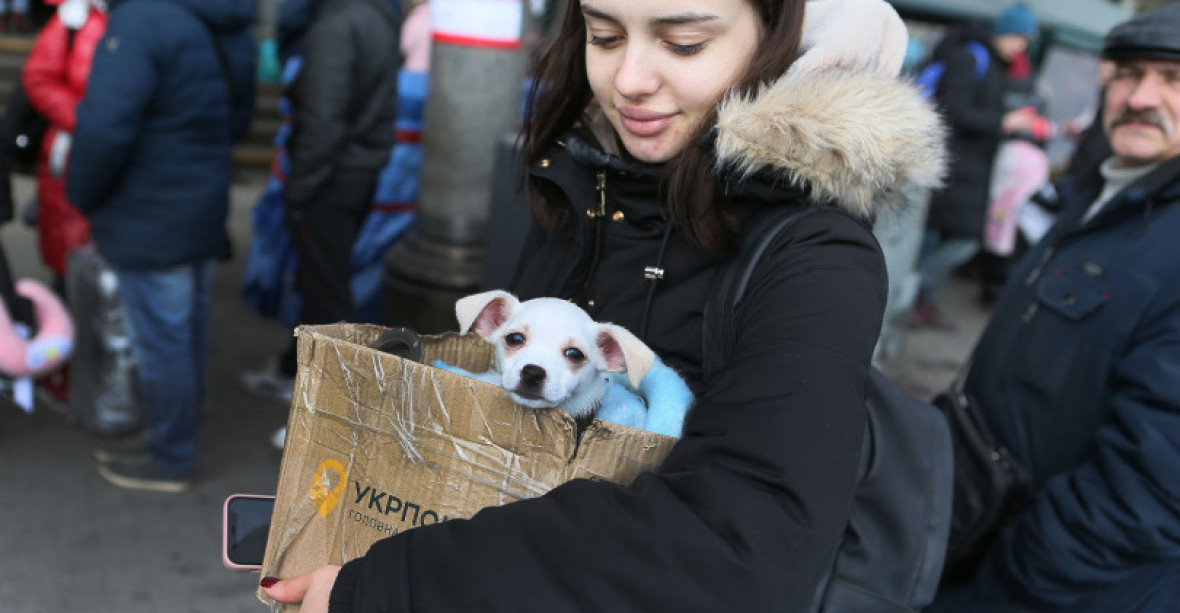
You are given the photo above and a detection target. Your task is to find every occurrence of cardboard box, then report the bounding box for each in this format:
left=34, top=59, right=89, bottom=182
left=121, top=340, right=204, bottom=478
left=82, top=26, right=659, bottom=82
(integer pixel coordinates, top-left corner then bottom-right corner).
left=258, top=324, right=677, bottom=605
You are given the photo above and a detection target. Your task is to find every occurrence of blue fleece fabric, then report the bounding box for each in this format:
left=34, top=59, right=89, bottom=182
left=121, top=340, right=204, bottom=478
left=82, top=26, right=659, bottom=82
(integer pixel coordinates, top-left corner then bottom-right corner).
left=433, top=358, right=692, bottom=437
left=607, top=359, right=693, bottom=437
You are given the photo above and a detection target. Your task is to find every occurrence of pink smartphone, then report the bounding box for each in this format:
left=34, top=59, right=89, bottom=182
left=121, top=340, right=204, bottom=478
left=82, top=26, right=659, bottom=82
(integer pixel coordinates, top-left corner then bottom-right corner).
left=222, top=494, right=276, bottom=572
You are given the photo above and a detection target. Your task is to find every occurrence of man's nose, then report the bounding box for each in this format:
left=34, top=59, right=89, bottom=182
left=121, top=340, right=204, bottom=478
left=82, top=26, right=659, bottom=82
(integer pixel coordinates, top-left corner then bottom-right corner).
left=1126, top=72, right=1165, bottom=109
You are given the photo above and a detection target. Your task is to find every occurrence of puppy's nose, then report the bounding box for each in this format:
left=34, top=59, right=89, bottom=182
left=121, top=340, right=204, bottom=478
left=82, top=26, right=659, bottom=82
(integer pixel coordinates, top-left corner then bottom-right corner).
left=519, top=364, right=546, bottom=387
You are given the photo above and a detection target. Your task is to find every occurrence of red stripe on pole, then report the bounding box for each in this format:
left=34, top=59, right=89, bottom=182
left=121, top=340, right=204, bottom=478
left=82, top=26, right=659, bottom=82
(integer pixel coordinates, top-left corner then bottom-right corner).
left=433, top=32, right=521, bottom=50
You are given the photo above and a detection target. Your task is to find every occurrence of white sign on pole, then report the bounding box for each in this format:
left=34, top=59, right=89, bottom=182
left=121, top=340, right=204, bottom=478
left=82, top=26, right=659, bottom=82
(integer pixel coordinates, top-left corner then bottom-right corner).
left=432, top=0, right=524, bottom=49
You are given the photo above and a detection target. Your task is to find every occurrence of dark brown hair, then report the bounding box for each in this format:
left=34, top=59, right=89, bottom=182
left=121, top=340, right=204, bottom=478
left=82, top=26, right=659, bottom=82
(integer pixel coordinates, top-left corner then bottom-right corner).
left=520, top=0, right=805, bottom=252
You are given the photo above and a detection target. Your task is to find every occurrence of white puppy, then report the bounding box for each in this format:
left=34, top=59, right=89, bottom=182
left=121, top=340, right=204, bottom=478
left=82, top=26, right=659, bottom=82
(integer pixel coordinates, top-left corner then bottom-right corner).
left=455, top=290, right=655, bottom=420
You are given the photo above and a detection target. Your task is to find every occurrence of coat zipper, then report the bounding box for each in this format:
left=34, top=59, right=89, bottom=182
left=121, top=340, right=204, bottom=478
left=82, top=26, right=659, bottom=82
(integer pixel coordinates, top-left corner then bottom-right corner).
left=581, top=171, right=607, bottom=295
left=588, top=171, right=607, bottom=219
left=1019, top=246, right=1055, bottom=323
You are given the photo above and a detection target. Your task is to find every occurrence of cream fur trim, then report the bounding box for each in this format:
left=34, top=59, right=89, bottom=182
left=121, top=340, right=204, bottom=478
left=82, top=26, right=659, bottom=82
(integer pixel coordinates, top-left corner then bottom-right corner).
left=715, top=69, right=947, bottom=218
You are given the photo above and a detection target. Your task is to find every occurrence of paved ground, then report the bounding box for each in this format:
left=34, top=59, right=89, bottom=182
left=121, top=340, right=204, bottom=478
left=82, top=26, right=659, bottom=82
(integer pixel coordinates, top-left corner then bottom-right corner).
left=0, top=173, right=990, bottom=612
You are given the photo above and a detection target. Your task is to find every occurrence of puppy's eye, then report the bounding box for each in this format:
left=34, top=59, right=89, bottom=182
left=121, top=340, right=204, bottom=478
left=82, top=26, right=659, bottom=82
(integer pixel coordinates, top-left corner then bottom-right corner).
left=505, top=332, right=525, bottom=347
left=564, top=348, right=586, bottom=363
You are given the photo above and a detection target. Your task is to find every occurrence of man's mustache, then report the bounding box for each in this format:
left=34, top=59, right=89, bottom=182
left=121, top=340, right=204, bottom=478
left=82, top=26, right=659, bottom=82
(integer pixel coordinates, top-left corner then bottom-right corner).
left=1110, top=109, right=1173, bottom=137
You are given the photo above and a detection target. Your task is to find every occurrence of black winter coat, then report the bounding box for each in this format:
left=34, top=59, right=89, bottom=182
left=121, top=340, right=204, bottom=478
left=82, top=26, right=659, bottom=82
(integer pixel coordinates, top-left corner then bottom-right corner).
left=283, top=0, right=400, bottom=209
left=327, top=68, right=946, bottom=612
left=925, top=30, right=1012, bottom=238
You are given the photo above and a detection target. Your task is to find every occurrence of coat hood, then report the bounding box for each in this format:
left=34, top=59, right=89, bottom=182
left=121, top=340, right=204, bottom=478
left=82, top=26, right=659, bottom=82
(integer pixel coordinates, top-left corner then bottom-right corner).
left=151, top=0, right=256, bottom=32
left=713, top=68, right=947, bottom=218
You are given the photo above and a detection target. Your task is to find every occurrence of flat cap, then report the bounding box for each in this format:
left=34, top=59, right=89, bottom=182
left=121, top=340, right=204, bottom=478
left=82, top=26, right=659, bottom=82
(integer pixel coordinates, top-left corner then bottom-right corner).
left=1104, top=2, right=1180, bottom=62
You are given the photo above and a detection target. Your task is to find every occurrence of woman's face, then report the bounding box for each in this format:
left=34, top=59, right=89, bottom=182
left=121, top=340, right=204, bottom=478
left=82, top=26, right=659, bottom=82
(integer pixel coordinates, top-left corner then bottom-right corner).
left=582, top=0, right=762, bottom=163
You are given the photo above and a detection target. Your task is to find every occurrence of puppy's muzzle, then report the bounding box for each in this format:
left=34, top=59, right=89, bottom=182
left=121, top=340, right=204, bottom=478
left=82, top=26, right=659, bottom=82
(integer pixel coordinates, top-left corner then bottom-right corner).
left=515, top=364, right=547, bottom=398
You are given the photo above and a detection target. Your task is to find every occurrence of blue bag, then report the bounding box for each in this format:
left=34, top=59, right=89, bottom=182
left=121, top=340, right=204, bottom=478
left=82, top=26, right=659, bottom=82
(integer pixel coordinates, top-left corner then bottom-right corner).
left=914, top=40, right=989, bottom=100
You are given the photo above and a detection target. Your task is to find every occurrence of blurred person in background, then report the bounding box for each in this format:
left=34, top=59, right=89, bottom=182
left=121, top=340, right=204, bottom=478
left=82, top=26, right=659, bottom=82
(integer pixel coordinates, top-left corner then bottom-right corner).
left=910, top=2, right=1044, bottom=331
left=977, top=48, right=1055, bottom=307
left=22, top=0, right=107, bottom=295
left=22, top=0, right=107, bottom=408
left=929, top=3, right=1180, bottom=610
left=66, top=0, right=256, bottom=493
left=240, top=0, right=401, bottom=413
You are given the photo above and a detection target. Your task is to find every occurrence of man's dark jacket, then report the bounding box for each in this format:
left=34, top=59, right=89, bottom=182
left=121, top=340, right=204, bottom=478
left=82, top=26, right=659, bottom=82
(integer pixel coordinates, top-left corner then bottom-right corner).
left=282, top=0, right=400, bottom=210
left=931, top=159, right=1180, bottom=610
left=67, top=0, right=256, bottom=270
left=925, top=28, right=1011, bottom=238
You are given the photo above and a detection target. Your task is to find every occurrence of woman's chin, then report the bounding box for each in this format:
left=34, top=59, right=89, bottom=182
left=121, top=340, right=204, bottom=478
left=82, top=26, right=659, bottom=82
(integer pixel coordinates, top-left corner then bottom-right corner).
left=617, top=137, right=679, bottom=164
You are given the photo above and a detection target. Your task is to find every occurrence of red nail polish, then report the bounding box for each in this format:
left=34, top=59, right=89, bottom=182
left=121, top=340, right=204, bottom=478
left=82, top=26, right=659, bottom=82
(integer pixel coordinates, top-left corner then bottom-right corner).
left=260, top=577, right=279, bottom=588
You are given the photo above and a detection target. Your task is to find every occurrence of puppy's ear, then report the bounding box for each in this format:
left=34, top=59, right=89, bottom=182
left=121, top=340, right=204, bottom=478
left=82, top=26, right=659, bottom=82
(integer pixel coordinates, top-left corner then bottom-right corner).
left=596, top=324, right=655, bottom=388
left=455, top=290, right=519, bottom=338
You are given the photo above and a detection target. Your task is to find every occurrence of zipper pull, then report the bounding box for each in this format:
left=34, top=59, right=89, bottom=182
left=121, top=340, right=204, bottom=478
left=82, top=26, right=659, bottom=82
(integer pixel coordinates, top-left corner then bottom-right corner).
left=587, top=171, right=606, bottom=219
left=1021, top=302, right=1039, bottom=323
left=1023, top=247, right=1055, bottom=286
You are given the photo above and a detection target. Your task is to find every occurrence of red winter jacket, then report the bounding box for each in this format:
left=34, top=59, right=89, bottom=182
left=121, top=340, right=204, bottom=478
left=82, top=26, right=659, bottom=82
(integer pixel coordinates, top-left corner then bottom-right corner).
left=23, top=9, right=107, bottom=275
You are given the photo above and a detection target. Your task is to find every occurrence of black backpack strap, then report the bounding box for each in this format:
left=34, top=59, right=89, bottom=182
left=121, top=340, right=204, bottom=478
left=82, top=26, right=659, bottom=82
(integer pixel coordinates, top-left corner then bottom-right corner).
left=702, top=206, right=811, bottom=379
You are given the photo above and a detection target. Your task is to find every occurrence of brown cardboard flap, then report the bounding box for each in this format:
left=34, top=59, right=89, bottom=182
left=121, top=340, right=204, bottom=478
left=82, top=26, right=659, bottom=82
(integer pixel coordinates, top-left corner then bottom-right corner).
left=258, top=324, right=677, bottom=606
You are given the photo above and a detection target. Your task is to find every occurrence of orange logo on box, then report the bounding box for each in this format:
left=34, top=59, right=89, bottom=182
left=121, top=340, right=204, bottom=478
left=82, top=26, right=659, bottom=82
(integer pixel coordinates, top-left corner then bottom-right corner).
left=309, top=459, right=347, bottom=518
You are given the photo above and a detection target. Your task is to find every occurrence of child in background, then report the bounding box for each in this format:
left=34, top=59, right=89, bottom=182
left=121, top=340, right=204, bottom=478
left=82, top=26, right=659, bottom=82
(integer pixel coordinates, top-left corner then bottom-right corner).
left=980, top=50, right=1054, bottom=307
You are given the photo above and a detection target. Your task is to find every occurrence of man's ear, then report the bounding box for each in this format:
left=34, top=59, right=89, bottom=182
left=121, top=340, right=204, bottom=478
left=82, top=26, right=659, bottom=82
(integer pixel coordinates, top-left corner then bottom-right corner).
left=596, top=324, right=655, bottom=388
left=455, top=290, right=520, bottom=339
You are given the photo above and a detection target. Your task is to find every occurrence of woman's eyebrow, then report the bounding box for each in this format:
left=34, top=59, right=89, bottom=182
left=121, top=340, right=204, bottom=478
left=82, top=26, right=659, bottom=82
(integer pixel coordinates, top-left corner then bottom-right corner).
left=581, top=6, right=719, bottom=27
left=651, top=12, right=719, bottom=27
left=581, top=5, right=618, bottom=23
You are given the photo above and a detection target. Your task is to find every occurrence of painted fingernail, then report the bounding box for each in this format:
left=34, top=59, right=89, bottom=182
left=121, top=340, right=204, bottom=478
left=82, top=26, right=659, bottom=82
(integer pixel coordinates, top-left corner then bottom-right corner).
left=260, top=577, right=279, bottom=588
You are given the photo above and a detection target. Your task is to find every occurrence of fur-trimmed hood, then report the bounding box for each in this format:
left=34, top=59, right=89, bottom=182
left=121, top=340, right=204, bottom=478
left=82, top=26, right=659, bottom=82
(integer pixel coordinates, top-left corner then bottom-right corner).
left=714, top=68, right=947, bottom=219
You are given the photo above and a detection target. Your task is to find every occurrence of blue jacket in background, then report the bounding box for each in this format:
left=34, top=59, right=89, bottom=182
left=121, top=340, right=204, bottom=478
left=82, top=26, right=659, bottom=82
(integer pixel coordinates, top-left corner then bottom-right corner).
left=67, top=0, right=256, bottom=270
left=932, top=162, right=1180, bottom=610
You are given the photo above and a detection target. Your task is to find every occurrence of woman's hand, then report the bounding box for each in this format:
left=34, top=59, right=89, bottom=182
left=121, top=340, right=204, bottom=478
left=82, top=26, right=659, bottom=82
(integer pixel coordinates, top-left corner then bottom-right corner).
left=261, top=565, right=342, bottom=613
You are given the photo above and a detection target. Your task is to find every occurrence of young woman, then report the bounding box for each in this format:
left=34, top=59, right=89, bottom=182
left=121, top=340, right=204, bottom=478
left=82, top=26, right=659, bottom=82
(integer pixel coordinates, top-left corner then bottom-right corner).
left=264, top=0, right=945, bottom=610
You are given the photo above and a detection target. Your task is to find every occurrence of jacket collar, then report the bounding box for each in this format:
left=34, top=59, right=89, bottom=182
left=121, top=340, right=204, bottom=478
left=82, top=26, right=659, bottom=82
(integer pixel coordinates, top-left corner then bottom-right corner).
left=539, top=68, right=946, bottom=221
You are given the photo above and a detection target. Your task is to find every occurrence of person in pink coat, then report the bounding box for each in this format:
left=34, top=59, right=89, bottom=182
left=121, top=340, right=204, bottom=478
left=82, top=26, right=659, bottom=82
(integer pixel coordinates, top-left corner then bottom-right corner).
left=400, top=0, right=430, bottom=73
left=22, top=0, right=109, bottom=286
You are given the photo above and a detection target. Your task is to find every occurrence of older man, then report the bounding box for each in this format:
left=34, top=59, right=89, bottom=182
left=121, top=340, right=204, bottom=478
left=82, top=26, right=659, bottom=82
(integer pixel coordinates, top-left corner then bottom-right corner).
left=929, top=3, right=1180, bottom=611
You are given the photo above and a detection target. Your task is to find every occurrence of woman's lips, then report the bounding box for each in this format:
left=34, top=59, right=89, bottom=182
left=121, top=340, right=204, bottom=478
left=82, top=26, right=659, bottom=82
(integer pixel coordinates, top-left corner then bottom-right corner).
left=618, top=107, right=675, bottom=137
